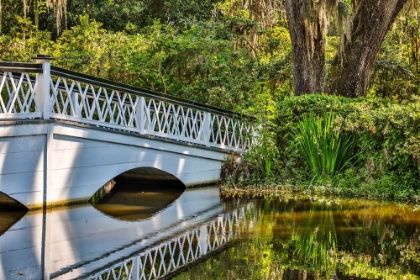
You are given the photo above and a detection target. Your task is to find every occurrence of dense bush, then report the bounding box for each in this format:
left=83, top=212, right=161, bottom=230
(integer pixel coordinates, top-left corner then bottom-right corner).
left=272, top=94, right=420, bottom=201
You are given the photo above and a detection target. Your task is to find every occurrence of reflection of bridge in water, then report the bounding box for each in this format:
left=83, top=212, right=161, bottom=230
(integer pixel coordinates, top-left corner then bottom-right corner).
left=0, top=187, right=255, bottom=280
left=85, top=206, right=251, bottom=280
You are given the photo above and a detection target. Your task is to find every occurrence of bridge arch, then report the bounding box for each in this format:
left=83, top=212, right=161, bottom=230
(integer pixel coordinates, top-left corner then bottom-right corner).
left=89, top=167, right=186, bottom=221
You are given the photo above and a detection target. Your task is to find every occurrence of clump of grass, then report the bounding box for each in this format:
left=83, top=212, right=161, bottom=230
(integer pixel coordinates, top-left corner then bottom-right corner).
left=293, top=112, right=359, bottom=177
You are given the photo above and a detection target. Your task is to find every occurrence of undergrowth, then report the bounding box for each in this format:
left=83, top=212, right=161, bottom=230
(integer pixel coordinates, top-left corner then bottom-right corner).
left=221, top=94, right=420, bottom=203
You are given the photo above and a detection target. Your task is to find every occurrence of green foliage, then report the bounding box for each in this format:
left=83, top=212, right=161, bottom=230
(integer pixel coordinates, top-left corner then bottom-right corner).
left=369, top=8, right=420, bottom=100
left=293, top=112, right=358, bottom=177
left=0, top=29, right=52, bottom=62
left=0, top=0, right=419, bottom=104
left=127, top=21, right=261, bottom=109
left=245, top=127, right=279, bottom=180
left=275, top=94, right=420, bottom=201
left=51, top=15, right=110, bottom=75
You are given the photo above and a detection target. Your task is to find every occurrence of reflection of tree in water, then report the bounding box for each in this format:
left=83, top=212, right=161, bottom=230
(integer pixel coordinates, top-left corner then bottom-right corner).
left=283, top=198, right=420, bottom=278
left=334, top=202, right=420, bottom=277
left=291, top=201, right=337, bottom=273
left=174, top=197, right=420, bottom=280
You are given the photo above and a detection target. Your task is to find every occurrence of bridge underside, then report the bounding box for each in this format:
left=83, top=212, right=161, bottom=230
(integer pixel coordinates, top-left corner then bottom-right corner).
left=0, top=120, right=228, bottom=210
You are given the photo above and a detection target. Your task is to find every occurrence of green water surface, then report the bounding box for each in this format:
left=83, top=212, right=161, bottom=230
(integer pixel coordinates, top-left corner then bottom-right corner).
left=175, top=196, right=420, bottom=280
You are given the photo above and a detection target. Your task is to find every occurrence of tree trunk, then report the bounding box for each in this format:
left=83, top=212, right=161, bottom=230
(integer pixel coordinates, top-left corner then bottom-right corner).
left=327, top=0, right=407, bottom=97
left=285, top=0, right=326, bottom=95
left=34, top=0, right=39, bottom=28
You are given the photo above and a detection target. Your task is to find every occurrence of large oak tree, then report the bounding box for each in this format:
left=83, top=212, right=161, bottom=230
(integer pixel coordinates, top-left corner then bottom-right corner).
left=285, top=0, right=408, bottom=97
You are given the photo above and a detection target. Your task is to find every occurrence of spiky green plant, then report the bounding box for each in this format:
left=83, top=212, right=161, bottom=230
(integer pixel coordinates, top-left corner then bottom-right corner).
left=293, top=112, right=358, bottom=176
left=292, top=203, right=338, bottom=271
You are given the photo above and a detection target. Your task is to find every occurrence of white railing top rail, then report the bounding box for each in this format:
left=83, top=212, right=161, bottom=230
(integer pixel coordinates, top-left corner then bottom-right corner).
left=0, top=56, right=255, bottom=152
left=0, top=62, right=43, bottom=73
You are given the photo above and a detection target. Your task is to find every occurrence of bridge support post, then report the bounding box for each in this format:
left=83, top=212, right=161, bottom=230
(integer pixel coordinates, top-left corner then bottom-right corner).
left=136, top=96, right=147, bottom=134
left=199, top=112, right=212, bottom=147
left=71, top=88, right=81, bottom=117
left=33, top=54, right=53, bottom=120
left=33, top=54, right=55, bottom=211
left=131, top=256, right=140, bottom=280
left=198, top=225, right=208, bottom=255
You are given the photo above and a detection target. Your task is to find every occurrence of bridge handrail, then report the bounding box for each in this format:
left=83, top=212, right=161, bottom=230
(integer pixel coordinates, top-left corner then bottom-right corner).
left=0, top=58, right=255, bottom=152
left=0, top=62, right=252, bottom=119
left=0, top=62, right=43, bottom=73
left=50, top=66, right=252, bottom=120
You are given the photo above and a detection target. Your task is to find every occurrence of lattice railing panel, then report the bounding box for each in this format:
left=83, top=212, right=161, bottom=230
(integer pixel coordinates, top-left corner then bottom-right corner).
left=0, top=62, right=255, bottom=151
left=96, top=260, right=133, bottom=280
left=142, top=98, right=207, bottom=142
left=209, top=114, right=254, bottom=150
left=50, top=76, right=140, bottom=131
left=86, top=207, right=253, bottom=280
left=0, top=72, right=40, bottom=118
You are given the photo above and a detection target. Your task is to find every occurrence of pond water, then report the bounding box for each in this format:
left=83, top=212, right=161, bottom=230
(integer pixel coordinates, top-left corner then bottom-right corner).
left=1, top=186, right=420, bottom=279
left=177, top=196, right=420, bottom=279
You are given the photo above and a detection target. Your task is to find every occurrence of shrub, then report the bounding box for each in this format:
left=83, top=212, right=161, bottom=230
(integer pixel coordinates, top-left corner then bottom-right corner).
left=275, top=94, right=420, bottom=201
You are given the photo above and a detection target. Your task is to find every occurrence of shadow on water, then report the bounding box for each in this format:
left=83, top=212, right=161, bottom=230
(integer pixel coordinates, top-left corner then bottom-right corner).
left=89, top=167, right=186, bottom=221
left=0, top=192, right=28, bottom=236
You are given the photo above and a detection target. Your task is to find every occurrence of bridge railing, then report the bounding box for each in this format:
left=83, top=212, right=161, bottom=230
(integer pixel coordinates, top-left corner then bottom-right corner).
left=0, top=62, right=43, bottom=119
left=84, top=205, right=254, bottom=280
left=0, top=55, right=255, bottom=152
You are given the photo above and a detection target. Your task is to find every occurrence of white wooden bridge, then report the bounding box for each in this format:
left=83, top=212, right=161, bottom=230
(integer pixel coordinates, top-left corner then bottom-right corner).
left=0, top=55, right=254, bottom=210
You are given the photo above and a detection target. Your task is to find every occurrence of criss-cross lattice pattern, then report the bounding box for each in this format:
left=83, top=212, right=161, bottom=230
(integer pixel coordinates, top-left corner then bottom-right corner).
left=0, top=63, right=255, bottom=151
left=209, top=114, right=254, bottom=150
left=48, top=70, right=254, bottom=151
left=0, top=71, right=40, bottom=118
left=141, top=98, right=208, bottom=141
left=86, top=207, right=252, bottom=280
left=49, top=76, right=140, bottom=132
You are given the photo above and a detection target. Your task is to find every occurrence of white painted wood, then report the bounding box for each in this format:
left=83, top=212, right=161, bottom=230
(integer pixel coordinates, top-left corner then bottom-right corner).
left=0, top=60, right=255, bottom=209
left=1, top=61, right=255, bottom=151
left=0, top=123, right=48, bottom=137
left=0, top=121, right=227, bottom=209
left=34, top=56, right=52, bottom=120
left=51, top=124, right=226, bottom=161
left=0, top=134, right=45, bottom=207
left=0, top=72, right=40, bottom=117
left=0, top=112, right=42, bottom=119
left=48, top=131, right=223, bottom=205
